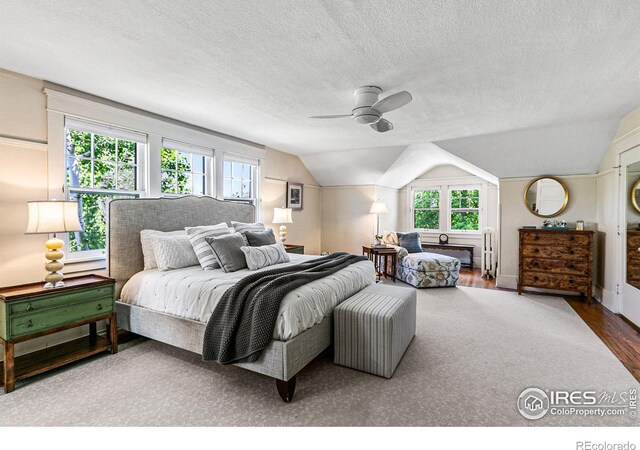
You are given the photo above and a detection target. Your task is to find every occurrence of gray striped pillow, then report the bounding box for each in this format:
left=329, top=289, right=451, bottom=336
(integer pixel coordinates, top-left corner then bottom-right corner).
left=185, top=223, right=231, bottom=270
left=241, top=243, right=290, bottom=270
left=231, top=221, right=265, bottom=234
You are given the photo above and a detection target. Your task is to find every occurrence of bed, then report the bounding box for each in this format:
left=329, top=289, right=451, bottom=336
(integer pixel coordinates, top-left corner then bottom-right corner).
left=109, top=196, right=375, bottom=402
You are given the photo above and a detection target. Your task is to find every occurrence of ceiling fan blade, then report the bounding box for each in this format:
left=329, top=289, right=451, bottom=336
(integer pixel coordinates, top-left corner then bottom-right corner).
left=370, top=118, right=393, bottom=133
left=371, top=91, right=412, bottom=113
left=309, top=114, right=352, bottom=119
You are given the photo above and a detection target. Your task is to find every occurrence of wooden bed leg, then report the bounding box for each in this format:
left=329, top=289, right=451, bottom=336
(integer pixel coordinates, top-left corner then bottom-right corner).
left=276, top=376, right=296, bottom=403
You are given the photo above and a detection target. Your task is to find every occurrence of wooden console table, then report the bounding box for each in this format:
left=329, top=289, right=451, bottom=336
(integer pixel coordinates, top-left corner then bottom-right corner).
left=421, top=242, right=475, bottom=268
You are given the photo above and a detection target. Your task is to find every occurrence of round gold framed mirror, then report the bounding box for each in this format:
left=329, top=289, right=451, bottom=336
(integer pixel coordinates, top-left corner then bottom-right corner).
left=523, top=176, right=569, bottom=218
left=631, top=178, right=640, bottom=214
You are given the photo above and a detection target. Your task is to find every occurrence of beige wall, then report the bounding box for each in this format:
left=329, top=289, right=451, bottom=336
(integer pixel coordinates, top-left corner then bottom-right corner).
left=497, top=175, right=598, bottom=290
left=321, top=186, right=376, bottom=254
left=262, top=147, right=321, bottom=254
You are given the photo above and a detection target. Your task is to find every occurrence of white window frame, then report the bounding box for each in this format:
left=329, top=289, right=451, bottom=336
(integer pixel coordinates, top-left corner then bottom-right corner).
left=447, top=185, right=481, bottom=234
left=409, top=178, right=484, bottom=236
left=222, top=153, right=261, bottom=211
left=410, top=187, right=442, bottom=232
left=160, top=138, right=214, bottom=197
left=46, top=86, right=266, bottom=271
left=64, top=118, right=147, bottom=260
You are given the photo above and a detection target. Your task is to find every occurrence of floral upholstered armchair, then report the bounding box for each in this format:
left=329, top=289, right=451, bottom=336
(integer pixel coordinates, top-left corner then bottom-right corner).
left=382, top=231, right=460, bottom=288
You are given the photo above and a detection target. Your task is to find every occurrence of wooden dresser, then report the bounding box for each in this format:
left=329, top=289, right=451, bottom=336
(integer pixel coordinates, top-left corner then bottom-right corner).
left=518, top=228, right=594, bottom=302
left=627, top=230, right=640, bottom=290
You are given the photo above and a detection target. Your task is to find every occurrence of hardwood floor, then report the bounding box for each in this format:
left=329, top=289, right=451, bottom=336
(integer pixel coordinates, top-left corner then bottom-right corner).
left=457, top=268, right=640, bottom=382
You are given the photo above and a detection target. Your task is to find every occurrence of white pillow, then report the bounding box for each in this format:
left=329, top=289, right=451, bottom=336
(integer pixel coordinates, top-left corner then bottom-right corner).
left=151, top=234, right=199, bottom=271
left=241, top=243, right=290, bottom=271
left=185, top=223, right=232, bottom=270
left=140, top=229, right=187, bottom=270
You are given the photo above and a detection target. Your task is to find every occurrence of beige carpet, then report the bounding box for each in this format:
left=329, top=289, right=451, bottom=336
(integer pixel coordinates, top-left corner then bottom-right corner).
left=1, top=286, right=638, bottom=426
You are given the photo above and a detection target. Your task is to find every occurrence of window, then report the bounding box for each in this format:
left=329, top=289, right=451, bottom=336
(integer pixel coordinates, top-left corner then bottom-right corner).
left=223, top=158, right=258, bottom=205
left=449, top=188, right=480, bottom=231
left=413, top=189, right=440, bottom=230
left=161, top=148, right=206, bottom=195
left=65, top=119, right=146, bottom=256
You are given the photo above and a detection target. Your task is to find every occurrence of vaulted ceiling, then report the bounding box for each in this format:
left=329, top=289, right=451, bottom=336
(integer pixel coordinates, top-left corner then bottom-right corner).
left=1, top=1, right=639, bottom=183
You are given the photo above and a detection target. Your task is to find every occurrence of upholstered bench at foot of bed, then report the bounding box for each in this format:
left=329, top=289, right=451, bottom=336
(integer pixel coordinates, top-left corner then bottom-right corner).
left=334, top=284, right=416, bottom=378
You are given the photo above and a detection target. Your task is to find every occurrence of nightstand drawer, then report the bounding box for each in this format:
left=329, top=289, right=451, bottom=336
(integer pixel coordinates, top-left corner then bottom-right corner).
left=9, top=297, right=113, bottom=338
left=8, top=286, right=114, bottom=316
left=286, top=246, right=304, bottom=255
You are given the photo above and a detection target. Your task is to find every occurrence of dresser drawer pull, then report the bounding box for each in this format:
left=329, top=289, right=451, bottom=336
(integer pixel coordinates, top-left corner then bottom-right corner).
left=533, top=248, right=539, bottom=253
left=568, top=264, right=576, bottom=270
left=26, top=303, right=34, bottom=311
left=569, top=236, right=575, bottom=242
left=637, top=247, right=640, bottom=252
left=568, top=279, right=575, bottom=284
left=27, top=319, right=33, bottom=328
left=531, top=260, right=539, bottom=267
left=533, top=235, right=540, bottom=241
left=97, top=304, right=103, bottom=311
left=569, top=250, right=574, bottom=255
left=533, top=276, right=539, bottom=281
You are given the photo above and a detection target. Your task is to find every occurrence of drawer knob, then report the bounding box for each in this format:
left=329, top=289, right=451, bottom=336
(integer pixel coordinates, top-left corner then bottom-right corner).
left=27, top=319, right=33, bottom=328
left=569, top=279, right=575, bottom=284
left=569, top=250, right=574, bottom=255
left=97, top=304, right=103, bottom=311
left=533, top=248, right=539, bottom=253
left=568, top=264, right=576, bottom=270
left=26, top=303, right=33, bottom=311
left=533, top=235, right=540, bottom=241
left=569, top=236, right=575, bottom=241
left=533, top=276, right=539, bottom=281
left=637, top=247, right=640, bottom=252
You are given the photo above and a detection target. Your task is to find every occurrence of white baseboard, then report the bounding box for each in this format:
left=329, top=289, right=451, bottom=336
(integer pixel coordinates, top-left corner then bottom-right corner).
left=496, top=275, right=517, bottom=290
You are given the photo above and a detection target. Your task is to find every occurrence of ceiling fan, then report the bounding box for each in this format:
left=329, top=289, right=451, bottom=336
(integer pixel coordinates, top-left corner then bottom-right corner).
left=310, top=86, right=412, bottom=132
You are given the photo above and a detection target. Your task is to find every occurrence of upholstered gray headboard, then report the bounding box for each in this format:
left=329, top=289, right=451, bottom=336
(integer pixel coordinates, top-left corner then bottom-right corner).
left=108, top=196, right=254, bottom=298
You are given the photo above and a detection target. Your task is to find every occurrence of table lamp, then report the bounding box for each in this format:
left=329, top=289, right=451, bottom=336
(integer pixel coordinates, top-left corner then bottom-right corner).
left=273, top=207, right=293, bottom=243
left=369, top=200, right=388, bottom=245
left=25, top=200, right=83, bottom=288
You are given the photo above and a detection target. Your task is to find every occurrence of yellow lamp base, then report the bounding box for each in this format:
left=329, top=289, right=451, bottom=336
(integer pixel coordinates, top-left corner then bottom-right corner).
left=279, top=225, right=287, bottom=243
left=44, top=237, right=65, bottom=289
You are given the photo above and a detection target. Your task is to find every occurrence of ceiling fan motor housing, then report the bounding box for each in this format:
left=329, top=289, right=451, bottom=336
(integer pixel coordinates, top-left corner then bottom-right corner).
left=352, top=86, right=381, bottom=124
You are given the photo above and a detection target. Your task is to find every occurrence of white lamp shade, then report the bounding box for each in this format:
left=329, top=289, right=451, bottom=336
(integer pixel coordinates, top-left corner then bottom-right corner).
left=369, top=200, right=389, bottom=214
left=26, top=201, right=83, bottom=234
left=273, top=207, right=293, bottom=224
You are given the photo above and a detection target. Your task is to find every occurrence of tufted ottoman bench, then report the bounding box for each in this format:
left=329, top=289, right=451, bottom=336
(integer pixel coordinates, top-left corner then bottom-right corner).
left=334, top=284, right=416, bottom=378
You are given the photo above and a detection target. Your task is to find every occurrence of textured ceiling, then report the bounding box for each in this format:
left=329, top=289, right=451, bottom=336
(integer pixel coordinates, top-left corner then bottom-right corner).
left=1, top=1, right=639, bottom=180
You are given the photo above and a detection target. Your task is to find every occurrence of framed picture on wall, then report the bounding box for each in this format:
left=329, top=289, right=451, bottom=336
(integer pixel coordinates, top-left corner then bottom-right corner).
left=287, top=182, right=304, bottom=210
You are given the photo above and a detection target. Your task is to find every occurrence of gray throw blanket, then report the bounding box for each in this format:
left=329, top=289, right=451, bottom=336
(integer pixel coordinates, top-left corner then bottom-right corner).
left=202, top=252, right=368, bottom=364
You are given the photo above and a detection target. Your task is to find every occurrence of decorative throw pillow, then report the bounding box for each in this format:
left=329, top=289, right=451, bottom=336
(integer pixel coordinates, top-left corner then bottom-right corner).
left=241, top=243, right=290, bottom=271
left=205, top=233, right=248, bottom=273
left=140, top=229, right=188, bottom=270
left=383, top=231, right=399, bottom=246
left=185, top=223, right=231, bottom=270
left=244, top=229, right=277, bottom=247
left=397, top=232, right=422, bottom=253
left=231, top=221, right=265, bottom=235
left=151, top=234, right=199, bottom=271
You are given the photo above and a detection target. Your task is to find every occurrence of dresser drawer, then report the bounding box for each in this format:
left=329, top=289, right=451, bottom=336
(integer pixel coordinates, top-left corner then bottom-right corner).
left=8, top=286, right=114, bottom=316
left=522, top=272, right=589, bottom=291
left=521, top=232, right=589, bottom=246
left=522, top=258, right=589, bottom=276
left=628, top=234, right=640, bottom=248
left=521, top=245, right=589, bottom=260
left=9, top=297, right=113, bottom=338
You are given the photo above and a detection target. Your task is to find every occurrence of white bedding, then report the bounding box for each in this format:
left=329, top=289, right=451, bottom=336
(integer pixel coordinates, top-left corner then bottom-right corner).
left=120, top=254, right=375, bottom=341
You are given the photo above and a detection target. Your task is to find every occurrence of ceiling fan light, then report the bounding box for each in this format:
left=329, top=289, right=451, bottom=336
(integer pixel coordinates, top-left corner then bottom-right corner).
left=354, top=114, right=380, bottom=124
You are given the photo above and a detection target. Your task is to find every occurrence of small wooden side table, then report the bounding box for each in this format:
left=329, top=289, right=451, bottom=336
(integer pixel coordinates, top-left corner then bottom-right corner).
left=362, top=245, right=397, bottom=282
left=284, top=244, right=304, bottom=255
left=0, top=274, right=117, bottom=393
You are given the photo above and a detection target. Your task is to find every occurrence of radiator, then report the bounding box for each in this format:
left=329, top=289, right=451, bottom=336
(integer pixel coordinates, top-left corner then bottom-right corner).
left=481, top=227, right=497, bottom=279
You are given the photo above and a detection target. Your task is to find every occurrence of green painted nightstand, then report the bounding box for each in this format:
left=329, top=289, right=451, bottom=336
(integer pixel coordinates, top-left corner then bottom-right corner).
left=0, top=274, right=117, bottom=393
left=284, top=244, right=304, bottom=255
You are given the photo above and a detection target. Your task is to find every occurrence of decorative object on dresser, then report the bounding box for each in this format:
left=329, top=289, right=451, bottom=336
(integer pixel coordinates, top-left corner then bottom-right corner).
left=524, top=176, right=569, bottom=218
left=518, top=228, right=594, bottom=302
left=0, top=275, right=117, bottom=393
left=363, top=244, right=397, bottom=282
left=626, top=230, right=640, bottom=290
left=286, top=182, right=303, bottom=210
left=25, top=200, right=83, bottom=288
left=369, top=200, right=389, bottom=246
left=420, top=242, right=475, bottom=269
left=284, top=244, right=304, bottom=255
left=273, top=207, right=293, bottom=243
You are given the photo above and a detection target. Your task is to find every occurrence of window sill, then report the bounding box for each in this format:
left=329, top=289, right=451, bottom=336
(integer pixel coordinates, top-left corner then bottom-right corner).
left=415, top=231, right=482, bottom=238
left=63, top=256, right=107, bottom=274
